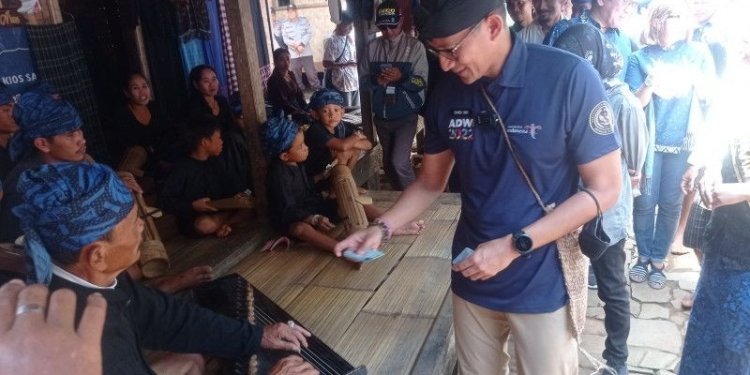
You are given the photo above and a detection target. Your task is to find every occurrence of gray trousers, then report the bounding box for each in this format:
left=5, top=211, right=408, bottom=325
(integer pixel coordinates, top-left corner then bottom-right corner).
left=374, top=113, right=418, bottom=190
left=290, top=55, right=320, bottom=90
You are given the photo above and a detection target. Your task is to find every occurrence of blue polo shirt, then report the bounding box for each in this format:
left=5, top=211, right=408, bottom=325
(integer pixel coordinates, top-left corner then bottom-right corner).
left=545, top=10, right=635, bottom=80
left=424, top=37, right=619, bottom=313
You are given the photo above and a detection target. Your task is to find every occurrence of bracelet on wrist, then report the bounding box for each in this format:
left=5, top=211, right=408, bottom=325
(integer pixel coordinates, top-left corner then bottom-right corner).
left=369, top=218, right=392, bottom=241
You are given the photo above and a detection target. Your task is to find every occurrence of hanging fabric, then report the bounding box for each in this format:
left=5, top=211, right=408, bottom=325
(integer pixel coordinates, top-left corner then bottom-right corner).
left=217, top=0, right=239, bottom=95
left=204, top=0, right=230, bottom=98
left=175, top=0, right=211, bottom=40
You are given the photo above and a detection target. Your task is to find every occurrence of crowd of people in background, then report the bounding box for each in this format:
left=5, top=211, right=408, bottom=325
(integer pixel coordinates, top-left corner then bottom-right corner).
left=1, top=0, right=749, bottom=374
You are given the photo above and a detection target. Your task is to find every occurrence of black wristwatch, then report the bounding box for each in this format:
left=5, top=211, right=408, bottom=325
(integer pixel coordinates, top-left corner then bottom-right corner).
left=512, top=231, right=534, bottom=256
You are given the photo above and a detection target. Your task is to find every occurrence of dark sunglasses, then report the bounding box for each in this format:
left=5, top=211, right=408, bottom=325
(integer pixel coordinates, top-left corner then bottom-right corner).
left=378, top=24, right=399, bottom=30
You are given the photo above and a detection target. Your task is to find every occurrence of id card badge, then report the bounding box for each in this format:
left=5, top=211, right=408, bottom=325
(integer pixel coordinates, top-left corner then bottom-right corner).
left=385, top=85, right=396, bottom=104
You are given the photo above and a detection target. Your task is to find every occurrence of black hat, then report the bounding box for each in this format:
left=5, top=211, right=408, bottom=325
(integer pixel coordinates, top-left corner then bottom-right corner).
left=419, top=0, right=502, bottom=40
left=375, top=1, right=400, bottom=27
left=287, top=3, right=297, bottom=10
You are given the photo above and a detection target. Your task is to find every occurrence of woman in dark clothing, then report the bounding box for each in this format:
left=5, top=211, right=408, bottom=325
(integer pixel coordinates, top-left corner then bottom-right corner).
left=266, top=48, right=310, bottom=123
left=113, top=73, right=178, bottom=176
left=187, top=65, right=253, bottom=190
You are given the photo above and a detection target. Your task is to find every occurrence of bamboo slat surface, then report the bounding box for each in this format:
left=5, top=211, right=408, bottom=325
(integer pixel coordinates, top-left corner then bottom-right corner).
left=164, top=191, right=461, bottom=374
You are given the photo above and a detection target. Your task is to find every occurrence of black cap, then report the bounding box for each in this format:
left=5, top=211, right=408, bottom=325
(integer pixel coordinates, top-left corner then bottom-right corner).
left=419, top=0, right=502, bottom=40
left=375, top=1, right=400, bottom=26
left=287, top=3, right=297, bottom=10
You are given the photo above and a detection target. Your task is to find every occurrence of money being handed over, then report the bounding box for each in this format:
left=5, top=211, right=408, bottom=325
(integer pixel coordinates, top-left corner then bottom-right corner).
left=342, top=248, right=384, bottom=264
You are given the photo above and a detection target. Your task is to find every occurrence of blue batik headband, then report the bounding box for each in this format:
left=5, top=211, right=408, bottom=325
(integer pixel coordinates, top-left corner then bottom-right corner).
left=309, top=89, right=345, bottom=110
left=262, top=112, right=299, bottom=158
left=13, top=162, right=134, bottom=284
left=9, top=92, right=82, bottom=161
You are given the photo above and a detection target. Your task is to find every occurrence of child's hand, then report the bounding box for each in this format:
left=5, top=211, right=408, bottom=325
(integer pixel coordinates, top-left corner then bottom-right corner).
left=192, top=198, right=218, bottom=213
left=317, top=216, right=335, bottom=231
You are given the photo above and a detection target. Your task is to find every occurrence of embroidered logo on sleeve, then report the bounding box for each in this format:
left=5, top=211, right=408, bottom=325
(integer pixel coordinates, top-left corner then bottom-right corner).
left=589, top=101, right=614, bottom=135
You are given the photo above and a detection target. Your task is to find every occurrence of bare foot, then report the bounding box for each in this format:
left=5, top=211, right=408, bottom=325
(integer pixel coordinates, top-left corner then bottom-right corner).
left=215, top=224, right=232, bottom=238
left=393, top=220, right=425, bottom=236
left=681, top=292, right=694, bottom=310
left=151, top=265, right=214, bottom=294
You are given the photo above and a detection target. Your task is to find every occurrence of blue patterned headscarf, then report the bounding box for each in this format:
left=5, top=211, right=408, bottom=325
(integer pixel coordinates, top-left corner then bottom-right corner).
left=9, top=92, right=82, bottom=161
left=13, top=162, right=134, bottom=284
left=262, top=113, right=299, bottom=158
left=309, top=89, right=344, bottom=110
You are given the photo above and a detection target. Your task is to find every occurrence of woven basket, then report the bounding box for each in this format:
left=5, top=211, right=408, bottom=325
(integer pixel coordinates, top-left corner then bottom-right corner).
left=139, top=240, right=169, bottom=278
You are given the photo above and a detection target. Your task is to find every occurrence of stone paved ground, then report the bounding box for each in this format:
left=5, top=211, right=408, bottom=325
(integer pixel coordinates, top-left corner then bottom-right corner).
left=577, top=240, right=701, bottom=375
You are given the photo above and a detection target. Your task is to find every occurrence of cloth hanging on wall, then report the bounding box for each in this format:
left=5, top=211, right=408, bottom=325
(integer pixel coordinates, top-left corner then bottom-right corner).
left=175, top=0, right=211, bottom=39
left=25, top=21, right=110, bottom=162
left=138, top=0, right=188, bottom=124
left=204, top=0, right=229, bottom=98
left=217, top=0, right=239, bottom=94
left=179, top=37, right=207, bottom=75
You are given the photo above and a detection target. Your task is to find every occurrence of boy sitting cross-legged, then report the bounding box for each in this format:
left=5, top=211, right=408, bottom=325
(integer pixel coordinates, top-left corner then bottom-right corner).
left=304, top=89, right=372, bottom=184
left=160, top=116, right=253, bottom=238
left=262, top=115, right=423, bottom=255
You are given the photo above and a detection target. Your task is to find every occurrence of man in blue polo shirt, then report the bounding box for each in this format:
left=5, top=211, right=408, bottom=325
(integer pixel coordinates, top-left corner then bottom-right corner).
left=545, top=0, right=636, bottom=79
left=336, top=0, right=622, bottom=373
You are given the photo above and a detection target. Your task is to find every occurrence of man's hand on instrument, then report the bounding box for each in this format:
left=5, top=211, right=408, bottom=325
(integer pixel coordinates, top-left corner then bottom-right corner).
left=192, top=198, right=218, bottom=213
left=452, top=235, right=520, bottom=281
left=261, top=322, right=311, bottom=352
left=333, top=226, right=383, bottom=257
left=0, top=281, right=107, bottom=375
left=270, top=355, right=319, bottom=375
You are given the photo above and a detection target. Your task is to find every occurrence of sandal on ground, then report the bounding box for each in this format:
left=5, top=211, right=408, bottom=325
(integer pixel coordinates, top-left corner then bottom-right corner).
left=629, top=259, right=649, bottom=283
left=647, top=264, right=667, bottom=289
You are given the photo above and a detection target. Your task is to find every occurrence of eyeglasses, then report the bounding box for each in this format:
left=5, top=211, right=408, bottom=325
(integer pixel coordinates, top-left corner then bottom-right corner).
left=426, top=19, right=483, bottom=61
left=378, top=24, right=399, bottom=30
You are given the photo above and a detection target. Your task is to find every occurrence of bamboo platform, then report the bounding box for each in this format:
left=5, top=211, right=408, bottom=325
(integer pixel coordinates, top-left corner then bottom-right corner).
left=164, top=191, right=461, bottom=375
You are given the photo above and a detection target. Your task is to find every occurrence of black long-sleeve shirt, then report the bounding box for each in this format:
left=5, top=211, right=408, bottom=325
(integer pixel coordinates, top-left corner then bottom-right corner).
left=50, top=273, right=263, bottom=375
left=267, top=161, right=327, bottom=231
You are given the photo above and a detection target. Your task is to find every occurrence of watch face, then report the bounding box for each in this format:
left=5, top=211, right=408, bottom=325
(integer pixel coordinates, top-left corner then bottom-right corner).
left=515, top=233, right=533, bottom=253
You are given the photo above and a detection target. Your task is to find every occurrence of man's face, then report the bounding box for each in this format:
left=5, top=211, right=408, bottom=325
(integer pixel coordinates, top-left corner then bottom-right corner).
left=379, top=21, right=403, bottom=41
left=507, top=0, right=535, bottom=27
left=275, top=52, right=291, bottom=72
left=102, top=205, right=144, bottom=274
left=287, top=8, right=298, bottom=20
left=0, top=103, right=18, bottom=134
left=203, top=129, right=224, bottom=157
left=533, top=0, right=563, bottom=27
left=428, top=20, right=488, bottom=85
left=281, top=131, right=308, bottom=163
left=42, top=128, right=87, bottom=162
left=315, top=104, right=344, bottom=129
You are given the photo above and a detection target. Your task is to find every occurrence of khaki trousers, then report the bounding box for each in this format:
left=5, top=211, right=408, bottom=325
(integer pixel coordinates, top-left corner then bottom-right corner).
left=453, top=294, right=579, bottom=375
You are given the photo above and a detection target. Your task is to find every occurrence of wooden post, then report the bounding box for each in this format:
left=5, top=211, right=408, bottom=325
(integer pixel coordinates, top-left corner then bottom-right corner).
left=354, top=19, right=375, bottom=141
left=224, top=0, right=269, bottom=213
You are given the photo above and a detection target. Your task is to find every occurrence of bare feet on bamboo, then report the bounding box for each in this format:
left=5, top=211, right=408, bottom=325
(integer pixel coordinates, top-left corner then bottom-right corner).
left=151, top=265, right=214, bottom=294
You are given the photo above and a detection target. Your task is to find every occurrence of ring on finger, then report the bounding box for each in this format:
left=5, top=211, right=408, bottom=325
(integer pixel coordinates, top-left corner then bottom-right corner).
left=288, top=320, right=296, bottom=329
left=15, top=303, right=45, bottom=316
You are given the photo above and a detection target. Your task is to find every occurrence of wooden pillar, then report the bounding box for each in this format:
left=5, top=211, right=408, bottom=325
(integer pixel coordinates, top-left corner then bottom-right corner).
left=224, top=0, right=269, bottom=213
left=354, top=19, right=374, bottom=141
